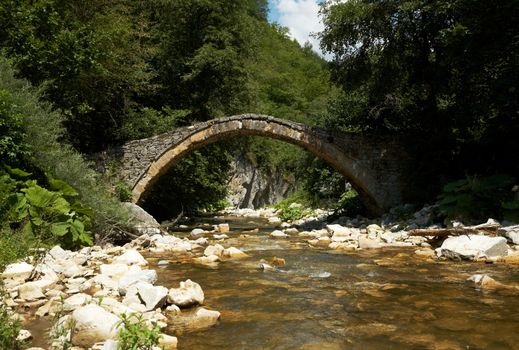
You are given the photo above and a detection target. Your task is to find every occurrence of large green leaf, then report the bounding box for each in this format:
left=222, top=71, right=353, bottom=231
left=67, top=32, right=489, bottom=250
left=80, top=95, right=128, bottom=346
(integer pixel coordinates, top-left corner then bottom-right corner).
left=23, top=185, right=56, bottom=208
left=4, top=166, right=31, bottom=179
left=48, top=179, right=78, bottom=197
left=29, top=206, right=44, bottom=226
left=51, top=197, right=71, bottom=214
left=69, top=219, right=85, bottom=241
left=71, top=200, right=95, bottom=217
left=50, top=222, right=70, bottom=237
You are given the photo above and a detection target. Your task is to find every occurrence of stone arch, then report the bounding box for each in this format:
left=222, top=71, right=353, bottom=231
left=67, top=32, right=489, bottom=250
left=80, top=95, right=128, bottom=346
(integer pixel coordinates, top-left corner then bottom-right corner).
left=126, top=114, right=408, bottom=215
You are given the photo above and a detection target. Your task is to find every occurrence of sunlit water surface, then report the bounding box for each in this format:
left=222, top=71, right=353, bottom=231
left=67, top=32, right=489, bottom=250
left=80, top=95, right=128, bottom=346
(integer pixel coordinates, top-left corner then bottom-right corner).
left=152, top=216, right=519, bottom=350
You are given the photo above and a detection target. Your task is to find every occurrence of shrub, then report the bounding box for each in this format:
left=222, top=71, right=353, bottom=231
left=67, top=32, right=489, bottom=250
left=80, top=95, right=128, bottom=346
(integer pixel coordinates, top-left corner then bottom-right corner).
left=115, top=182, right=133, bottom=203
left=333, top=189, right=364, bottom=217
left=0, top=288, right=24, bottom=350
left=0, top=168, right=93, bottom=249
left=437, top=174, right=519, bottom=222
left=274, top=191, right=312, bottom=221
left=117, top=313, right=163, bottom=350
left=0, top=57, right=129, bottom=241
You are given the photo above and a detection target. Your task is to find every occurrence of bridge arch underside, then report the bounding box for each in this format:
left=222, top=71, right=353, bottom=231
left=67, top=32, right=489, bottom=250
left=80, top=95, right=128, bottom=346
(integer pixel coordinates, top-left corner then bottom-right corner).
left=132, top=119, right=391, bottom=215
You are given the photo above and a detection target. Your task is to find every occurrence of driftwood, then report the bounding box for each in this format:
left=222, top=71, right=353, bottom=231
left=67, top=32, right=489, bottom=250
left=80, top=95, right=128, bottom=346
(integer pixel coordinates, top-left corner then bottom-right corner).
left=409, top=221, right=501, bottom=237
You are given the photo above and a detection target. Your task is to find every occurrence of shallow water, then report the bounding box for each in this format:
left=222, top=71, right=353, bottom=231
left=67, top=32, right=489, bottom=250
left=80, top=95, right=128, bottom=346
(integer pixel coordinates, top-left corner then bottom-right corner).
left=154, top=216, right=519, bottom=350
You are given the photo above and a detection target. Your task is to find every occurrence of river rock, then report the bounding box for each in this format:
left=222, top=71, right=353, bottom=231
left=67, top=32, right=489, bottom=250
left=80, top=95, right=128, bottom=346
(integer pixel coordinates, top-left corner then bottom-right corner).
left=48, top=245, right=70, bottom=260
left=159, top=334, right=178, bottom=349
left=499, top=225, right=519, bottom=244
left=118, top=270, right=158, bottom=295
left=329, top=242, right=356, bottom=250
left=284, top=228, right=299, bottom=235
left=270, top=230, right=288, bottom=238
left=167, top=307, right=220, bottom=333
left=358, top=236, right=383, bottom=249
left=167, top=279, right=204, bottom=307
left=63, top=265, right=85, bottom=279
left=438, top=235, right=508, bottom=260
left=113, top=250, right=148, bottom=266
left=468, top=274, right=517, bottom=291
left=204, top=244, right=224, bottom=257
left=195, top=255, right=220, bottom=264
left=63, top=293, right=92, bottom=312
left=101, top=339, right=119, bottom=350
left=93, top=274, right=119, bottom=290
left=213, top=234, right=229, bottom=240
left=16, top=329, right=32, bottom=342
left=414, top=248, right=436, bottom=258
left=366, top=224, right=384, bottom=238
left=191, top=229, right=206, bottom=237
left=2, top=262, right=33, bottom=280
left=135, top=282, right=168, bottom=311
left=222, top=247, right=247, bottom=258
left=100, top=264, right=129, bottom=278
left=122, top=203, right=160, bottom=235
left=218, top=223, right=230, bottom=233
left=268, top=216, right=282, bottom=225
left=98, top=297, right=135, bottom=315
left=71, top=305, right=121, bottom=348
left=18, top=280, right=50, bottom=300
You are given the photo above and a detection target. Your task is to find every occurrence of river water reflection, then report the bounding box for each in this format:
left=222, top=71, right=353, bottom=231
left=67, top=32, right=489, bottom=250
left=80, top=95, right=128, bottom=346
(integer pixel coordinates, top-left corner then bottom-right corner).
left=152, top=216, right=519, bottom=350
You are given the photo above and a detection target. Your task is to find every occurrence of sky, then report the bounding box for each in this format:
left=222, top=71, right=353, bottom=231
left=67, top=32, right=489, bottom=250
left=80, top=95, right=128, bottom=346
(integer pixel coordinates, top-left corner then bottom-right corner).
left=268, top=0, right=327, bottom=56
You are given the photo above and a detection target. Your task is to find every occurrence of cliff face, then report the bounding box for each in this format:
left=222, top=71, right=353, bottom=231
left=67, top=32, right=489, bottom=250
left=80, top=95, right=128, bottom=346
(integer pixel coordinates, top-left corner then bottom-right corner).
left=226, top=155, right=296, bottom=209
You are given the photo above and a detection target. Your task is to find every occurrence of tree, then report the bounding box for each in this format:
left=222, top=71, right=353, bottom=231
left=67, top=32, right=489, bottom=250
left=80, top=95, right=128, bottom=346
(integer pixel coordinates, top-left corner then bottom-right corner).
left=0, top=0, right=155, bottom=152
left=151, top=0, right=256, bottom=121
left=319, top=0, right=519, bottom=176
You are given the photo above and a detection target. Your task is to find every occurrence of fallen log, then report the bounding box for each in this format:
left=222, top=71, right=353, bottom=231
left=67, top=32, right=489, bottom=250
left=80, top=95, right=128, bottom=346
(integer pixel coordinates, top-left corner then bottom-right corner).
left=409, top=222, right=500, bottom=237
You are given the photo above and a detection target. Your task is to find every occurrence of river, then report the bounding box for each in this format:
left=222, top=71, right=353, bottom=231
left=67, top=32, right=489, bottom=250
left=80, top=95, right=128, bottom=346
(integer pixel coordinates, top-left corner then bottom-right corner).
left=146, top=215, right=519, bottom=350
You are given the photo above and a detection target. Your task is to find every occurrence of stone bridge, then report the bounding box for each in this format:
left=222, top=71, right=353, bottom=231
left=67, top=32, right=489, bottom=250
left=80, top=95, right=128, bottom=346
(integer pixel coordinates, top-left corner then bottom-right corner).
left=102, top=114, right=417, bottom=215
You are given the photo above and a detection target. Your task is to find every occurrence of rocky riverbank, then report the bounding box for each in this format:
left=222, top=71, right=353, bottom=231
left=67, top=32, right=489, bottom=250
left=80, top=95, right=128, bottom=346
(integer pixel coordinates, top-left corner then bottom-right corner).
left=2, top=204, right=518, bottom=350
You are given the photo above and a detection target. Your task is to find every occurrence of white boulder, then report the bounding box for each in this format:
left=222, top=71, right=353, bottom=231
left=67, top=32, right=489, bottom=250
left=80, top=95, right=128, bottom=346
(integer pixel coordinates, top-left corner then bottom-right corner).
left=270, top=230, right=288, bottom=238
left=71, top=305, right=121, bottom=348
left=167, top=279, right=204, bottom=307
left=135, top=282, right=168, bottom=311
left=118, top=270, right=158, bottom=295
left=2, top=262, right=33, bottom=280
left=100, top=264, right=129, bottom=279
left=222, top=247, right=247, bottom=258
left=113, top=250, right=147, bottom=266
left=438, top=235, right=508, bottom=260
left=499, top=225, right=519, bottom=245
left=204, top=244, right=224, bottom=257
left=63, top=293, right=92, bottom=312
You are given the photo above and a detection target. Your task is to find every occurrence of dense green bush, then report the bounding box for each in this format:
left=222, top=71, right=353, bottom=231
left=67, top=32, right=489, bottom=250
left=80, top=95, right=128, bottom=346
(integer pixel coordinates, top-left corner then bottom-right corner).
left=0, top=57, right=128, bottom=242
left=0, top=169, right=93, bottom=249
left=437, top=175, right=519, bottom=222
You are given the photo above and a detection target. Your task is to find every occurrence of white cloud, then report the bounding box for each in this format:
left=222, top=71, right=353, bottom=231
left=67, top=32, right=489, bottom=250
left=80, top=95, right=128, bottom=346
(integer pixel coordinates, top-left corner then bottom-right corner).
left=274, top=0, right=324, bottom=53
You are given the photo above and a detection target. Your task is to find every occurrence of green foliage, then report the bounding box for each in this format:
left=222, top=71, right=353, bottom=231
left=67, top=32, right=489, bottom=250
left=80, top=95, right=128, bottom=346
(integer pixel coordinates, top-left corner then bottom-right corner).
left=0, top=288, right=24, bottom=350
left=335, top=189, right=364, bottom=218
left=0, top=0, right=156, bottom=152
left=117, top=313, right=163, bottom=350
left=115, top=182, right=133, bottom=203
left=437, top=175, right=518, bottom=222
left=298, top=157, right=346, bottom=207
left=274, top=191, right=313, bottom=221
left=319, top=0, right=519, bottom=177
left=141, top=145, right=233, bottom=221
left=0, top=170, right=94, bottom=249
left=0, top=58, right=128, bottom=242
left=0, top=90, right=29, bottom=165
